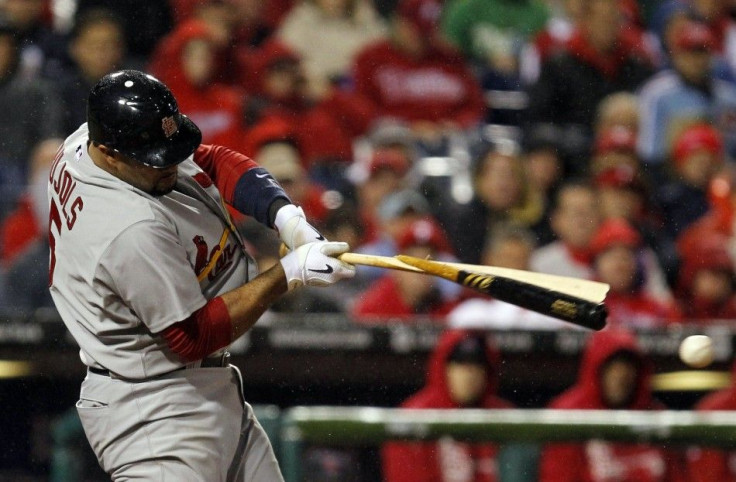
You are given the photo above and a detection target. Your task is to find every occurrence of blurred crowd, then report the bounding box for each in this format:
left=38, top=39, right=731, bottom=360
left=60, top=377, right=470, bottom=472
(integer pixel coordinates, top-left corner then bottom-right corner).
left=3, top=0, right=736, bottom=333
left=7, top=2, right=736, bottom=480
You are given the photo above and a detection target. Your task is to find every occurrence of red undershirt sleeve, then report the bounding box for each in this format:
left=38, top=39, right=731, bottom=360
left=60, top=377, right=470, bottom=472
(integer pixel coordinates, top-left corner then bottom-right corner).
left=161, top=296, right=232, bottom=363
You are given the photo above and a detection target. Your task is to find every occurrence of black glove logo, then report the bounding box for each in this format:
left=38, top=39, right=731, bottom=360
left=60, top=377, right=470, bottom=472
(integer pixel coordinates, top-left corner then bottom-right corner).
left=308, top=265, right=334, bottom=274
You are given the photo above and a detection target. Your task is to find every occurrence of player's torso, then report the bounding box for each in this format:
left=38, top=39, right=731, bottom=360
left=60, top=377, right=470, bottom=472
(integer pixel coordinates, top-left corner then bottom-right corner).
left=161, top=162, right=253, bottom=297
left=48, top=125, right=251, bottom=299
left=48, top=125, right=253, bottom=374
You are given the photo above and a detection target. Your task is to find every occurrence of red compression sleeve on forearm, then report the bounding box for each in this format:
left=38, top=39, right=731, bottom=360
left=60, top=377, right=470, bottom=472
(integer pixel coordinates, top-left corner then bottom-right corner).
left=161, top=296, right=232, bottom=363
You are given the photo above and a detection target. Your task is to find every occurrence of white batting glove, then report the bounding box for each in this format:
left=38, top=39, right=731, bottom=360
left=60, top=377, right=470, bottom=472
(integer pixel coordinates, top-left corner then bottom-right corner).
left=280, top=241, right=356, bottom=290
left=274, top=204, right=325, bottom=250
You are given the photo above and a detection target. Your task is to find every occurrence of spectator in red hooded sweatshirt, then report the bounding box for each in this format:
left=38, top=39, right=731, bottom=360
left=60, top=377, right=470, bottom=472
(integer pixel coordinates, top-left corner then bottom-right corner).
left=590, top=218, right=681, bottom=330
left=382, top=329, right=514, bottom=482
left=148, top=19, right=246, bottom=150
left=540, top=329, right=687, bottom=482
left=676, top=235, right=736, bottom=321
left=687, top=359, right=736, bottom=482
left=352, top=0, right=486, bottom=148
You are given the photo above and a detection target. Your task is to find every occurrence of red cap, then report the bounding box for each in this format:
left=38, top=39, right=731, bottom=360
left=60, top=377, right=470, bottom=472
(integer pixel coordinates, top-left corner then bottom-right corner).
left=594, top=126, right=637, bottom=156
left=252, top=40, right=300, bottom=73
left=677, top=236, right=734, bottom=295
left=395, top=0, right=442, bottom=35
left=672, top=123, right=723, bottom=166
left=397, top=218, right=452, bottom=253
left=594, top=165, right=645, bottom=193
left=369, top=149, right=410, bottom=177
left=674, top=21, right=716, bottom=52
left=590, top=219, right=641, bottom=257
left=242, top=118, right=297, bottom=154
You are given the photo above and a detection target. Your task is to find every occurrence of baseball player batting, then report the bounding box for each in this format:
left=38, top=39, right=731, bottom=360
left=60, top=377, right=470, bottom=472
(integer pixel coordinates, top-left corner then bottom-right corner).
left=48, top=70, right=355, bottom=481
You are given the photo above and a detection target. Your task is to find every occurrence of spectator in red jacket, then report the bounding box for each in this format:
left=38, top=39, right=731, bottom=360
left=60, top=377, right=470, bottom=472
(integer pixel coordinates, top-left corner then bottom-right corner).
left=352, top=0, right=486, bottom=146
left=382, top=329, right=514, bottom=482
left=676, top=235, right=736, bottom=321
left=590, top=219, right=681, bottom=329
left=239, top=40, right=376, bottom=170
left=352, top=218, right=459, bottom=321
left=148, top=19, right=246, bottom=150
left=540, top=329, right=687, bottom=482
left=687, top=360, right=736, bottom=482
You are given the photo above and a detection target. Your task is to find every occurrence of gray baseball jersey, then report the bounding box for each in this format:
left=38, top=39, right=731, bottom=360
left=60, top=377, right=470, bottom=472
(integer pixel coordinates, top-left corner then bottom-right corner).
left=49, top=123, right=256, bottom=379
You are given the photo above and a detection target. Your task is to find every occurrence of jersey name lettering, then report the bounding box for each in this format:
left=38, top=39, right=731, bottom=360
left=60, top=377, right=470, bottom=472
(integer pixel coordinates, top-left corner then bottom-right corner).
left=50, top=161, right=84, bottom=230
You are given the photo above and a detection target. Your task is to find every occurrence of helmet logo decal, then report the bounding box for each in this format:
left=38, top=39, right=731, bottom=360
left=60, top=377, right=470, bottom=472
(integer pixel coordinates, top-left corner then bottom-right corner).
left=161, top=116, right=178, bottom=138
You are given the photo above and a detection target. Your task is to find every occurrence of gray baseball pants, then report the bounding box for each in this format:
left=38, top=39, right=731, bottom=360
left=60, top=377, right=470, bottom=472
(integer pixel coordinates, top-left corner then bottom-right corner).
left=76, top=365, right=284, bottom=481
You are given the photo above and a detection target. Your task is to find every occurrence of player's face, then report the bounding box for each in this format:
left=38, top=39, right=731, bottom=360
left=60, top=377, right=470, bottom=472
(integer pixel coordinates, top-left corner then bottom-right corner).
left=111, top=151, right=179, bottom=196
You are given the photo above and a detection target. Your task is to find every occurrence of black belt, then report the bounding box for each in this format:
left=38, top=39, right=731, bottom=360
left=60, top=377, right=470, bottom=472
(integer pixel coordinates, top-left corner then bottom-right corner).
left=88, top=352, right=231, bottom=378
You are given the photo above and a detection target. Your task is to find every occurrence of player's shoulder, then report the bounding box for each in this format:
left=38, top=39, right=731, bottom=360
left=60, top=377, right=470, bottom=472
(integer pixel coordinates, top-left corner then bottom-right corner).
left=53, top=126, right=177, bottom=238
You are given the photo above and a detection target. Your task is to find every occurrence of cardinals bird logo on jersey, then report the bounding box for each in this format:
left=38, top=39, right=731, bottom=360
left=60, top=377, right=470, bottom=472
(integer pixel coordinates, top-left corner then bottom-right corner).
left=192, top=233, right=237, bottom=282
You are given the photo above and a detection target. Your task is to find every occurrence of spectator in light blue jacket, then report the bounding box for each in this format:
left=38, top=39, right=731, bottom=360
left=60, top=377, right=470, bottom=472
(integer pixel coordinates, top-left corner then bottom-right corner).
left=637, top=20, right=736, bottom=179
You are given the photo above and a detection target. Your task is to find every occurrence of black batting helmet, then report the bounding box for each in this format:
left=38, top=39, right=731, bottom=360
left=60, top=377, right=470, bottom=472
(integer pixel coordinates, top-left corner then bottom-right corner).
left=87, top=70, right=202, bottom=168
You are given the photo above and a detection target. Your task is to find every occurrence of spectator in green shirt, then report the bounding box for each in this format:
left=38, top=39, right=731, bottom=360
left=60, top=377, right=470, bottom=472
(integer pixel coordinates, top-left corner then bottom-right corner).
left=442, top=0, right=550, bottom=77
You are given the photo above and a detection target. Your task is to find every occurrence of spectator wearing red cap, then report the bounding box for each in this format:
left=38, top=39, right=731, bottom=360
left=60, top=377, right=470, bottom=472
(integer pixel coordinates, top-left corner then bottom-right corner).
left=657, top=123, right=724, bottom=238
left=352, top=218, right=460, bottom=321
left=382, top=330, right=514, bottom=482
left=590, top=126, right=641, bottom=176
left=594, top=165, right=679, bottom=297
left=352, top=0, right=486, bottom=146
left=675, top=235, right=736, bottom=321
left=590, top=219, right=681, bottom=329
left=638, top=20, right=736, bottom=171
left=525, top=0, right=653, bottom=173
left=355, top=189, right=462, bottom=307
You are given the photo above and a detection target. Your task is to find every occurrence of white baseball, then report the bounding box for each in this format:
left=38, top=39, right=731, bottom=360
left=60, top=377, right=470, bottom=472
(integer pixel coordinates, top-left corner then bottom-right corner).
left=678, top=335, right=714, bottom=368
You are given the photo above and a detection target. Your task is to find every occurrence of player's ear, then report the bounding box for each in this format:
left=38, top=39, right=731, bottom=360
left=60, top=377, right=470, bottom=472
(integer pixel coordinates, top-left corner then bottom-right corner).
left=90, top=142, right=119, bottom=170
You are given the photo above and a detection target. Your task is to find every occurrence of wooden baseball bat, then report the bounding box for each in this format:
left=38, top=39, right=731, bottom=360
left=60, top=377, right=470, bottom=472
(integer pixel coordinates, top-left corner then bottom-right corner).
left=280, top=245, right=608, bottom=329
left=333, top=252, right=608, bottom=303
left=395, top=255, right=608, bottom=331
